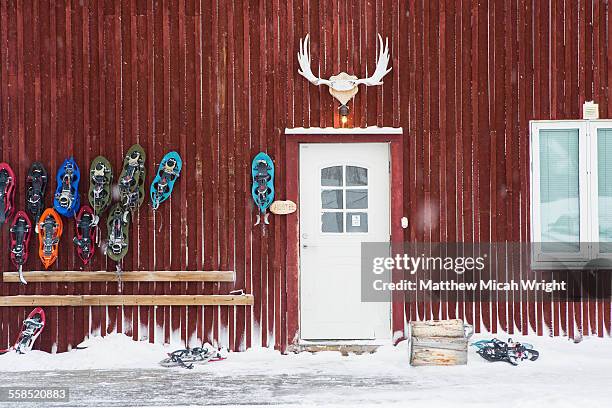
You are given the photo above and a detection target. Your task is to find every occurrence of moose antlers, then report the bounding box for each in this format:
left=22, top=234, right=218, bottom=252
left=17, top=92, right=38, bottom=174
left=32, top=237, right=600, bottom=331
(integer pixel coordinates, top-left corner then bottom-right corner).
left=297, top=33, right=392, bottom=91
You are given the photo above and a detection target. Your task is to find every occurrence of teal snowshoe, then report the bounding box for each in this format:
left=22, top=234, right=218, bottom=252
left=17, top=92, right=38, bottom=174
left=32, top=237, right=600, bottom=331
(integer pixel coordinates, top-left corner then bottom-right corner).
left=150, top=151, right=182, bottom=210
left=251, top=152, right=274, bottom=225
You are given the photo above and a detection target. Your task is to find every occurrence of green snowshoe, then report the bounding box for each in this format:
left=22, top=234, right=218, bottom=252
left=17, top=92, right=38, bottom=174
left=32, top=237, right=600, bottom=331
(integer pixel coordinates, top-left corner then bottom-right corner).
left=105, top=203, right=130, bottom=262
left=119, top=144, right=146, bottom=215
left=88, top=156, right=113, bottom=218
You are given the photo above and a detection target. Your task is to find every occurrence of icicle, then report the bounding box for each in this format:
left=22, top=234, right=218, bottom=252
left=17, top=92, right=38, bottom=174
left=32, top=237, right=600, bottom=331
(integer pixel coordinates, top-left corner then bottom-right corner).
left=116, top=263, right=123, bottom=294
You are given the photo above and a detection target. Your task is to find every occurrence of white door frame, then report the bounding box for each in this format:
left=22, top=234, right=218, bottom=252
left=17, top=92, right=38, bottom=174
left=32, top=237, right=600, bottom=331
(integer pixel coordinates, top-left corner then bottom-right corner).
left=298, top=142, right=392, bottom=344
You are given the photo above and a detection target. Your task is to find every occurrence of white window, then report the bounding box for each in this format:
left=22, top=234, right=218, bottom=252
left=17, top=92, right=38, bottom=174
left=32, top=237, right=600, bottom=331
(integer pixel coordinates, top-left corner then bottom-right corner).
left=320, top=165, right=369, bottom=234
left=530, top=120, right=612, bottom=269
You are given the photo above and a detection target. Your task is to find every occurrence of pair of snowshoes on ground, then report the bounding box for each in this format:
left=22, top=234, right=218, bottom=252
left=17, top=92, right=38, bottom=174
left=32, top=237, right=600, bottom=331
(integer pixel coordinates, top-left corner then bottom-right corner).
left=251, top=152, right=275, bottom=225
left=472, top=338, right=539, bottom=366
left=0, top=307, right=46, bottom=355
left=0, top=162, right=16, bottom=225
left=53, top=157, right=81, bottom=218
left=159, top=345, right=226, bottom=369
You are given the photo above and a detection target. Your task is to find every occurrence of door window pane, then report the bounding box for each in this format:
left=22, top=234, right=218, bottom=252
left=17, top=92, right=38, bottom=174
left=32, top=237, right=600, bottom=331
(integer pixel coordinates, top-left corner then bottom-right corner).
left=321, top=166, right=343, bottom=186
left=322, top=212, right=343, bottom=233
left=539, top=129, right=580, bottom=252
left=346, top=212, right=368, bottom=233
left=346, top=189, right=368, bottom=209
left=346, top=166, right=368, bottom=186
left=322, top=190, right=343, bottom=209
left=598, top=129, right=612, bottom=252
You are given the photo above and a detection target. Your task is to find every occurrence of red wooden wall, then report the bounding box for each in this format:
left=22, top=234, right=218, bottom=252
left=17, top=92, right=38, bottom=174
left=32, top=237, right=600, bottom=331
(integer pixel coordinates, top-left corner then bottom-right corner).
left=0, top=0, right=610, bottom=353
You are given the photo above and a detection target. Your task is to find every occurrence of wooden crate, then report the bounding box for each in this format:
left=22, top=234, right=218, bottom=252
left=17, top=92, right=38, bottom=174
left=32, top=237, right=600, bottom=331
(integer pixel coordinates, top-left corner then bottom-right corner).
left=409, top=319, right=468, bottom=366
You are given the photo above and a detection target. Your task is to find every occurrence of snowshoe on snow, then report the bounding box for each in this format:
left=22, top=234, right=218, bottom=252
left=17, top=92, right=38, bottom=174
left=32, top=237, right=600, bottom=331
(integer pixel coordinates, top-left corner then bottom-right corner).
left=0, top=307, right=46, bottom=355
left=159, top=345, right=226, bottom=369
left=471, top=338, right=539, bottom=366
left=73, top=205, right=97, bottom=265
left=9, top=211, right=32, bottom=285
left=88, top=156, right=113, bottom=219
left=251, top=152, right=274, bottom=225
left=38, top=208, right=63, bottom=269
left=53, top=157, right=81, bottom=217
left=150, top=151, right=182, bottom=210
left=0, top=162, right=16, bottom=225
left=26, top=162, right=48, bottom=225
left=105, top=203, right=130, bottom=262
left=119, top=144, right=146, bottom=215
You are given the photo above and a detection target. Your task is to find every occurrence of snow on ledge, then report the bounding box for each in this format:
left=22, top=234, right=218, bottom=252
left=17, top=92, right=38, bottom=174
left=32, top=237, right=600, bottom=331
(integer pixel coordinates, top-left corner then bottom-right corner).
left=285, top=126, right=403, bottom=135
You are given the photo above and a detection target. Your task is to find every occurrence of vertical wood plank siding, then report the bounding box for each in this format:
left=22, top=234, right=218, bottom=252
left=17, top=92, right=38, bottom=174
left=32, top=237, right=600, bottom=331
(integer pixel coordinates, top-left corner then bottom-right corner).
left=0, top=0, right=611, bottom=352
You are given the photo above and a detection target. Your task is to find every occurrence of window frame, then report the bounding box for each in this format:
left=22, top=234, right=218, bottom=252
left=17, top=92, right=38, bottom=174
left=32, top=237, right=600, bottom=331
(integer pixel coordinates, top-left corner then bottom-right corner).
left=319, top=164, right=370, bottom=235
left=530, top=119, right=612, bottom=269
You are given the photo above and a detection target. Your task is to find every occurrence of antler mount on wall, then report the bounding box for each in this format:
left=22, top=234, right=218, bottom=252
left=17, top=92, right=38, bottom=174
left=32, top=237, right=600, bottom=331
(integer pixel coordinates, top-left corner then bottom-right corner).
left=297, top=33, right=392, bottom=123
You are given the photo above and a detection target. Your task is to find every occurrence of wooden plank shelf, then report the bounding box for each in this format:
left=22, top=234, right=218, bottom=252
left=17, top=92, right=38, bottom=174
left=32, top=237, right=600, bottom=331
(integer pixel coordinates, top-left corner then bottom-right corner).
left=2, top=270, right=235, bottom=283
left=0, top=295, right=254, bottom=307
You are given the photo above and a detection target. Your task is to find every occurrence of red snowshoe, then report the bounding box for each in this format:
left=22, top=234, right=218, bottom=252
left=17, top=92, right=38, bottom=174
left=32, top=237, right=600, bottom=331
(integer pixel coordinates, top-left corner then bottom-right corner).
left=9, top=211, right=32, bottom=284
left=0, top=307, right=46, bottom=354
left=0, top=162, right=16, bottom=224
left=73, top=205, right=97, bottom=265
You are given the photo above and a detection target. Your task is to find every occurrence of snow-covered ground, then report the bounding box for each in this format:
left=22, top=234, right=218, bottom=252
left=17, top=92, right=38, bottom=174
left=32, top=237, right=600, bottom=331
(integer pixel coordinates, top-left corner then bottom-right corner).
left=0, top=333, right=611, bottom=407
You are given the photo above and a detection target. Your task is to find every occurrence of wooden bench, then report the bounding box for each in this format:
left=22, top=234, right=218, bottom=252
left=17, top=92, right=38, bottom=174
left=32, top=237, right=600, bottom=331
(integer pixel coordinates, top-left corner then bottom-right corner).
left=2, top=270, right=234, bottom=282
left=0, top=294, right=254, bottom=307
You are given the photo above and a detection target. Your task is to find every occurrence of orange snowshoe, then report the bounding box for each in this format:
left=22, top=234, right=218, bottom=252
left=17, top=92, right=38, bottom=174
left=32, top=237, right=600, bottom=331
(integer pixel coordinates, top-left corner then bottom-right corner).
left=38, top=208, right=63, bottom=269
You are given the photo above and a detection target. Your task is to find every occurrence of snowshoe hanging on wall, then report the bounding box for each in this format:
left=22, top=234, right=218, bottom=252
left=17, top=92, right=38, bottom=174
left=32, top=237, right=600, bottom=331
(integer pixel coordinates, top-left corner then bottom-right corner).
left=38, top=208, right=63, bottom=269
left=251, top=152, right=275, bottom=225
left=105, top=203, right=130, bottom=262
left=73, top=205, right=97, bottom=265
left=88, top=156, right=113, bottom=219
left=150, top=151, right=182, bottom=210
left=119, top=144, right=146, bottom=215
left=26, top=162, right=48, bottom=225
left=9, top=211, right=32, bottom=285
left=0, top=162, right=16, bottom=225
left=53, top=157, right=81, bottom=217
left=0, top=307, right=46, bottom=355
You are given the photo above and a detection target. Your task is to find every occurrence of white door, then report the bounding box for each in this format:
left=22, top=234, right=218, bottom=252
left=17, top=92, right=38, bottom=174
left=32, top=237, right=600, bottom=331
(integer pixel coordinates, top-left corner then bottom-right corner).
left=299, top=143, right=391, bottom=341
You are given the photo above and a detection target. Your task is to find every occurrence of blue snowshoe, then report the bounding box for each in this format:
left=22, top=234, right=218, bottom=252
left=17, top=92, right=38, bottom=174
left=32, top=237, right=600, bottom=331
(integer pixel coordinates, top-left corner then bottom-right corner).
left=53, top=157, right=81, bottom=217
left=150, top=151, right=182, bottom=210
left=251, top=152, right=274, bottom=225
